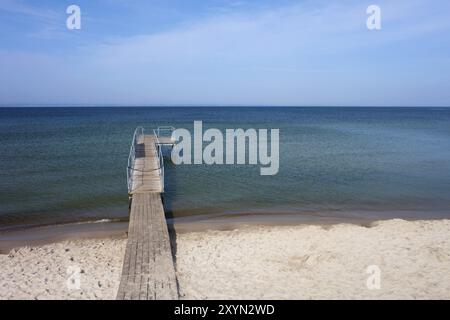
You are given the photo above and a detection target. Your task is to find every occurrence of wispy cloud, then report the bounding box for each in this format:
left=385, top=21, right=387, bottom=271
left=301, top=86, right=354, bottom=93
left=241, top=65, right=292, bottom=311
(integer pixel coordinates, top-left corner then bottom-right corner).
left=1, top=0, right=450, bottom=106
left=0, top=0, right=67, bottom=39
left=0, top=0, right=59, bottom=22
left=87, top=0, right=450, bottom=75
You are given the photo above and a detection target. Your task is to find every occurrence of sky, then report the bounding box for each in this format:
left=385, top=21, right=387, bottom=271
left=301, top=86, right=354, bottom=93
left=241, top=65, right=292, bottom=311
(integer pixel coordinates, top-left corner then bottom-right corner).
left=0, top=0, right=450, bottom=106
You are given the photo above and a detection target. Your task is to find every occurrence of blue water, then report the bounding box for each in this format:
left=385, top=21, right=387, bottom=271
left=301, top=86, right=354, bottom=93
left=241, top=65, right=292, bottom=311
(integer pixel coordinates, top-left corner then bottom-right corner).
left=1, top=107, right=450, bottom=231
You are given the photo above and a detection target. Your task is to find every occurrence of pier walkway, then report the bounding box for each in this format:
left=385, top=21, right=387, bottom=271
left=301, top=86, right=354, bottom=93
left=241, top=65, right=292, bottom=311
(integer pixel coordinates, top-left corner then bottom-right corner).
left=117, top=127, right=177, bottom=300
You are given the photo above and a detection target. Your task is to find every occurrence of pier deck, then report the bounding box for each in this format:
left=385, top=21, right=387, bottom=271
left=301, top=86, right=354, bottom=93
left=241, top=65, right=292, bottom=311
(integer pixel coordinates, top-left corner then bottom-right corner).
left=117, top=129, right=178, bottom=300
left=129, top=135, right=163, bottom=194
left=116, top=193, right=177, bottom=300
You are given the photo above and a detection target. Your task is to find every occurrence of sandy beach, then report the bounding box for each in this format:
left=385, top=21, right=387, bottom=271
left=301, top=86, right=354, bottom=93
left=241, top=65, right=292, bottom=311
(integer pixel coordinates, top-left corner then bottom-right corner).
left=1, top=219, right=450, bottom=300
left=0, top=238, right=126, bottom=300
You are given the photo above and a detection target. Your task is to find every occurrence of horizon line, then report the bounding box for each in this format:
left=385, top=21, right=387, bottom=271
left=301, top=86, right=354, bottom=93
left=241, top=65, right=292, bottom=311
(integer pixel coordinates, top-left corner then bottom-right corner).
left=1, top=105, right=450, bottom=108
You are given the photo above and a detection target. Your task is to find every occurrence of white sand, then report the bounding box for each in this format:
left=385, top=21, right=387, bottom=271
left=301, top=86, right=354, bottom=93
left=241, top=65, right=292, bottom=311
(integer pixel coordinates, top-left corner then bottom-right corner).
left=175, top=219, right=450, bottom=299
left=1, top=219, right=450, bottom=300
left=0, top=238, right=126, bottom=300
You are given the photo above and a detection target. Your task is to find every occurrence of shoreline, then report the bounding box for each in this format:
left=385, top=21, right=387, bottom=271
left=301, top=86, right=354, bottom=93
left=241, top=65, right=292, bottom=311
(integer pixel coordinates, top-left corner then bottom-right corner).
left=0, top=221, right=128, bottom=254
left=0, top=212, right=429, bottom=253
left=1, top=211, right=449, bottom=253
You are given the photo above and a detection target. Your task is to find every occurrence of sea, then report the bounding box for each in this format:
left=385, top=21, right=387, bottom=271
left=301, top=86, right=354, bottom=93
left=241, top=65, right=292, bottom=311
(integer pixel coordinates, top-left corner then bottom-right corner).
left=1, top=107, right=450, bottom=232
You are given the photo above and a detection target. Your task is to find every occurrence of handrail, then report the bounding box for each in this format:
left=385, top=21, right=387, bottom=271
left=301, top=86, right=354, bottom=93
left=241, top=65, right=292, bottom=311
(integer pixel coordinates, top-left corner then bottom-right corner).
left=155, top=126, right=175, bottom=138
left=153, top=129, right=165, bottom=192
left=127, top=126, right=144, bottom=194
left=158, top=143, right=164, bottom=191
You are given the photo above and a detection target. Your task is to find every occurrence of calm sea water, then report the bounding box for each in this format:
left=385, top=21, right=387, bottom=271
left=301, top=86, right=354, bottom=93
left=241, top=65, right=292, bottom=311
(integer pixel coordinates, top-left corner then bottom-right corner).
left=1, top=107, right=450, bottom=231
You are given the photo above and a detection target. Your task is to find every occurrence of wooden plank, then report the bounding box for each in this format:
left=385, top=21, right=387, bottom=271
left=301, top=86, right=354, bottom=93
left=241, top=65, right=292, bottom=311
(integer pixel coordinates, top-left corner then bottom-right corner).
left=130, top=135, right=163, bottom=194
left=117, top=193, right=178, bottom=300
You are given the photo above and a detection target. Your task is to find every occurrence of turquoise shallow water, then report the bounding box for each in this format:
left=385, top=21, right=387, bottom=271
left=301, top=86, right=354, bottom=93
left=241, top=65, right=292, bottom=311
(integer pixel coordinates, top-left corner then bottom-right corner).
left=1, top=107, right=450, bottom=231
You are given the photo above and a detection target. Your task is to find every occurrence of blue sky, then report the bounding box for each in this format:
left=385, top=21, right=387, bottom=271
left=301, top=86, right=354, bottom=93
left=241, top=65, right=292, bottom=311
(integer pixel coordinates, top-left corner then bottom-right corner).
left=1, top=0, right=450, bottom=106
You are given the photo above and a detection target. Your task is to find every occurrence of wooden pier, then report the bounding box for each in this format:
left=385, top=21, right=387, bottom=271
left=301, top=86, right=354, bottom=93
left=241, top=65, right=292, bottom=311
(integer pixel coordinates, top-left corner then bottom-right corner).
left=117, top=128, right=178, bottom=300
left=128, top=135, right=163, bottom=194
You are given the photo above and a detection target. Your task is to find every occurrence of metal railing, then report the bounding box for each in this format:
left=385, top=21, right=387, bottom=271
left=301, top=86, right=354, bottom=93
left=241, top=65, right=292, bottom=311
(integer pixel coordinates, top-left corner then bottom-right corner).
left=153, top=126, right=176, bottom=191
left=127, top=126, right=144, bottom=194
left=156, top=142, right=164, bottom=192
left=155, top=126, right=175, bottom=141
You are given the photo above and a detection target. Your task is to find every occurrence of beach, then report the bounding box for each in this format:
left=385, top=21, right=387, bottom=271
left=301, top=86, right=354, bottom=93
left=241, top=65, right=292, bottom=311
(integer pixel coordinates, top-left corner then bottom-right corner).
left=0, top=238, right=126, bottom=300
left=1, top=218, right=450, bottom=300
